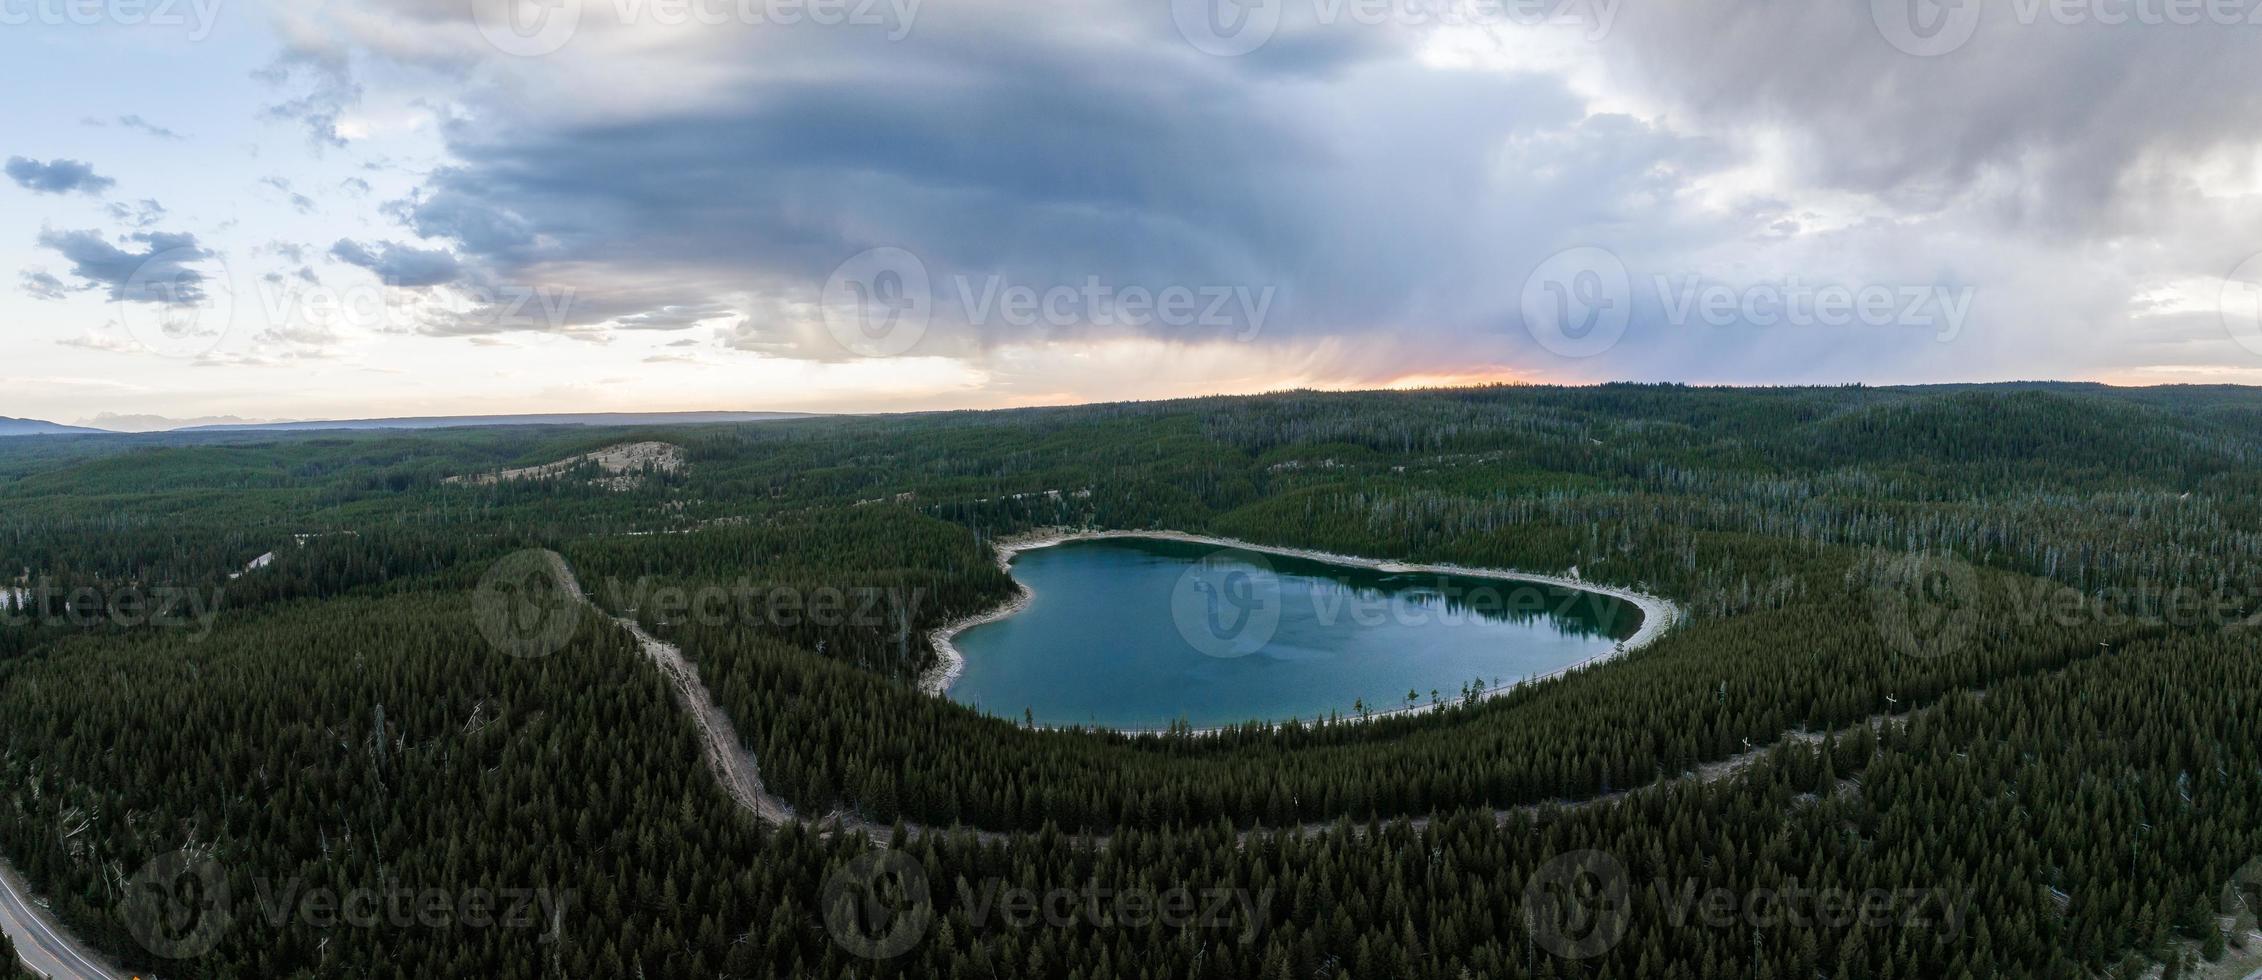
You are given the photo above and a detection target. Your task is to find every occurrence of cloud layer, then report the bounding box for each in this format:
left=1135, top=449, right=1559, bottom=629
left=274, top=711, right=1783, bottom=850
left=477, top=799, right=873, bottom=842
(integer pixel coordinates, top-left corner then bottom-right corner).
left=13, top=0, right=2262, bottom=417
left=220, top=0, right=2253, bottom=384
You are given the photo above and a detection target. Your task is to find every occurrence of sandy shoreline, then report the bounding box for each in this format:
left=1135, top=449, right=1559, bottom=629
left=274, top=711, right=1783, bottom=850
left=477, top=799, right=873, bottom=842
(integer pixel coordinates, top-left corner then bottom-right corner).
left=920, top=528, right=1683, bottom=731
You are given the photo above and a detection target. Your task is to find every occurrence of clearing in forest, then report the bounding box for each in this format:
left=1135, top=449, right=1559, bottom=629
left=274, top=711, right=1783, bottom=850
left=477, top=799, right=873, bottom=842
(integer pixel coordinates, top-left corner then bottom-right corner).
left=446, top=441, right=686, bottom=491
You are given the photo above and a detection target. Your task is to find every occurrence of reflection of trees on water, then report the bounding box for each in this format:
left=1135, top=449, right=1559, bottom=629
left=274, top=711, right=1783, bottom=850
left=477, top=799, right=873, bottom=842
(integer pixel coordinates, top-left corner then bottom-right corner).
left=1133, top=537, right=1644, bottom=640
left=1299, top=570, right=1637, bottom=639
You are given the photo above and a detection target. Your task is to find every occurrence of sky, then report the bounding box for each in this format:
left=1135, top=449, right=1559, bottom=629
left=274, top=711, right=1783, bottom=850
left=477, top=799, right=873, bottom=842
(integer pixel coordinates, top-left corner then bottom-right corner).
left=6, top=0, right=2262, bottom=427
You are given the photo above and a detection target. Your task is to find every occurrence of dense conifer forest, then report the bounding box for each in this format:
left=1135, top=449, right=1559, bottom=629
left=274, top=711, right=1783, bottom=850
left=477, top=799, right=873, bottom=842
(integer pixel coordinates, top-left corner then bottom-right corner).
left=2, top=382, right=2260, bottom=978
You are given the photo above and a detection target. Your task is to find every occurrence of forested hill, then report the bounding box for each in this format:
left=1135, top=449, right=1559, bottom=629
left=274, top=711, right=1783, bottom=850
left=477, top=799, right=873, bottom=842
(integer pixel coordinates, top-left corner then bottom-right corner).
left=1, top=382, right=2260, bottom=979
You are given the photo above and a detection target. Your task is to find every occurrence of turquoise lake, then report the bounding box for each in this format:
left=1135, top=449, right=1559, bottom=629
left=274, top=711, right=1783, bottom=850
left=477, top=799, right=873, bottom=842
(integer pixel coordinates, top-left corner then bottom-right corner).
left=945, top=537, right=1644, bottom=730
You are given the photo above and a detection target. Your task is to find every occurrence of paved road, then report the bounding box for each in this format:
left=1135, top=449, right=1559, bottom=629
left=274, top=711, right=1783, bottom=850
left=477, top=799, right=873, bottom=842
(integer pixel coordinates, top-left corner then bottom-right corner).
left=0, top=859, right=123, bottom=980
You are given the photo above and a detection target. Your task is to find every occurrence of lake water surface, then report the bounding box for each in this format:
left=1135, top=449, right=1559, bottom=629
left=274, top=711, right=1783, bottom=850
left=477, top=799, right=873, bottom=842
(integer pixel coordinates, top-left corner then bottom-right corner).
left=946, top=537, right=1642, bottom=729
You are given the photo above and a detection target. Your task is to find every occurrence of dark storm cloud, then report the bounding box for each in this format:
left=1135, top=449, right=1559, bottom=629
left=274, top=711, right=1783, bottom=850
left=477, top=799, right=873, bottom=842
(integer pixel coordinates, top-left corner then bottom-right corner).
left=35, top=229, right=214, bottom=304
left=382, top=17, right=1653, bottom=363
left=260, top=0, right=1703, bottom=370
left=406, top=75, right=1312, bottom=282
left=329, top=238, right=463, bottom=287
left=6, top=157, right=115, bottom=195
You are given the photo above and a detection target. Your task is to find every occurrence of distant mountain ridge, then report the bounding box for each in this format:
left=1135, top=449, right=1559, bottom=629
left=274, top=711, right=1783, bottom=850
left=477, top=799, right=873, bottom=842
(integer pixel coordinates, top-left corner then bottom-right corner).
left=0, top=411, right=816, bottom=436
left=175, top=411, right=817, bottom=432
left=77, top=413, right=279, bottom=433
left=0, top=417, right=105, bottom=436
